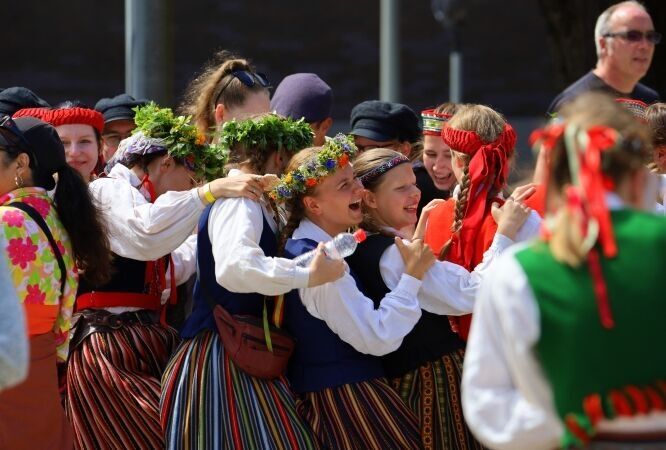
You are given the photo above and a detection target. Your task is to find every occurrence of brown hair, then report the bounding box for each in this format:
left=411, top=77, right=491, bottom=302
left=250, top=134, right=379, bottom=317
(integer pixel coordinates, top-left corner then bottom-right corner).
left=548, top=92, right=651, bottom=266
left=438, top=104, right=509, bottom=260
left=277, top=147, right=321, bottom=254
left=646, top=102, right=666, bottom=148
left=352, top=148, right=405, bottom=237
left=180, top=50, right=269, bottom=137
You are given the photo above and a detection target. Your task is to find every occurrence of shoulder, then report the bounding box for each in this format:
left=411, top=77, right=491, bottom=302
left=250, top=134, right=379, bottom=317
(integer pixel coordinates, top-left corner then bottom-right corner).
left=633, top=82, right=660, bottom=103
left=548, top=72, right=599, bottom=113
left=209, top=196, right=264, bottom=224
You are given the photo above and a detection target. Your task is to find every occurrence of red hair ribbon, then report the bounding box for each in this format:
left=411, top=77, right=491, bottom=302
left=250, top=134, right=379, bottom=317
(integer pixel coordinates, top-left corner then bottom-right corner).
left=530, top=123, right=565, bottom=218
left=440, top=123, right=516, bottom=268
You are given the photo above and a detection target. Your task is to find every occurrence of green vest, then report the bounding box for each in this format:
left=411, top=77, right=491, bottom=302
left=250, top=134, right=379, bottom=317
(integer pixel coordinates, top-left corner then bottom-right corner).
left=515, top=210, right=666, bottom=448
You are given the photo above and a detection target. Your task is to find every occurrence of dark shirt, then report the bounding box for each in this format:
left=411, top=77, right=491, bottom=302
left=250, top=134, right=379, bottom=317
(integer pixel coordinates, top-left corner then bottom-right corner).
left=547, top=71, right=660, bottom=116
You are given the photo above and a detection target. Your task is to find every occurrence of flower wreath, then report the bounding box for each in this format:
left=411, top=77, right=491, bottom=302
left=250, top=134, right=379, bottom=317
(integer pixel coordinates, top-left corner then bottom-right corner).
left=131, top=102, right=229, bottom=180
left=270, top=133, right=357, bottom=201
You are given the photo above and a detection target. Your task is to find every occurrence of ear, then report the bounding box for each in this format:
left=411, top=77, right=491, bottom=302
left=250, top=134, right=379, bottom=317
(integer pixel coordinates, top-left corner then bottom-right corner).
left=159, top=155, right=175, bottom=173
left=319, top=117, right=333, bottom=135
left=361, top=188, right=378, bottom=209
left=214, top=103, right=226, bottom=125
left=302, top=195, right=323, bottom=217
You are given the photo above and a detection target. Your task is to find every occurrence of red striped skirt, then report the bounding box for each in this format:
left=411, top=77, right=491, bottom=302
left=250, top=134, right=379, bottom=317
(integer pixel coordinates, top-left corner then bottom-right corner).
left=296, top=378, right=422, bottom=450
left=65, top=320, right=179, bottom=449
left=391, top=348, right=486, bottom=450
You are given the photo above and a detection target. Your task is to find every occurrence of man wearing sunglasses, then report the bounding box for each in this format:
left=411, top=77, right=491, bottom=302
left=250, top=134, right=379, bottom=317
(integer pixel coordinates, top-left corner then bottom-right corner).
left=547, top=1, right=660, bottom=115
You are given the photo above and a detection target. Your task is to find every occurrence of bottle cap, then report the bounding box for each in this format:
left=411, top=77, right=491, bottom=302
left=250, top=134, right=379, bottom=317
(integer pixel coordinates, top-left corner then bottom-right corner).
left=353, top=229, right=367, bottom=243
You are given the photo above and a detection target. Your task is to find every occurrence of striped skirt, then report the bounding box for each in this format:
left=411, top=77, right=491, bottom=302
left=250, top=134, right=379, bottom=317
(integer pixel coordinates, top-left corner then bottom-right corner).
left=391, top=349, right=486, bottom=450
left=161, top=330, right=321, bottom=450
left=65, top=321, right=179, bottom=449
left=296, top=378, right=422, bottom=450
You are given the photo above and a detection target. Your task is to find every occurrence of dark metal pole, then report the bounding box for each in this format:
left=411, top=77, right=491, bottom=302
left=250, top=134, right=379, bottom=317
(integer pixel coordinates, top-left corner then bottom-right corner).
left=380, top=0, right=400, bottom=102
left=125, top=0, right=174, bottom=106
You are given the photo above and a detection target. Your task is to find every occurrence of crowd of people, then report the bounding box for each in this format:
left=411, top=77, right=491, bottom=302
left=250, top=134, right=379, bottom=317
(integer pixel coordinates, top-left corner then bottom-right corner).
left=0, top=1, right=664, bottom=449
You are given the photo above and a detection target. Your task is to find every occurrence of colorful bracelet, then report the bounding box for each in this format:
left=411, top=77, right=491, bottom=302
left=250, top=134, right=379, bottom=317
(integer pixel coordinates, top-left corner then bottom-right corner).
left=203, top=183, right=216, bottom=204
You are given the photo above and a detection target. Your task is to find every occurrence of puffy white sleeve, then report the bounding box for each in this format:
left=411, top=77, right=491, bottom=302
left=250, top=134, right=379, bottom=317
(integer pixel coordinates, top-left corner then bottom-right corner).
left=209, top=197, right=310, bottom=295
left=514, top=210, right=542, bottom=243
left=380, top=234, right=515, bottom=315
left=90, top=177, right=205, bottom=260
left=0, top=257, right=28, bottom=391
left=461, top=249, right=563, bottom=450
left=298, top=272, right=422, bottom=356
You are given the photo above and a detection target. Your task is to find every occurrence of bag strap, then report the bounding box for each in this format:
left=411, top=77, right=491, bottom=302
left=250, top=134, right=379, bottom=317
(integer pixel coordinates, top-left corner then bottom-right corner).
left=8, top=202, right=67, bottom=298
left=196, top=260, right=277, bottom=352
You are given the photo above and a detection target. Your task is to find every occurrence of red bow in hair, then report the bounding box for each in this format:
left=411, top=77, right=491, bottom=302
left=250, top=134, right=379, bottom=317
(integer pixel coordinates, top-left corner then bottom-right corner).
left=441, top=124, right=516, bottom=268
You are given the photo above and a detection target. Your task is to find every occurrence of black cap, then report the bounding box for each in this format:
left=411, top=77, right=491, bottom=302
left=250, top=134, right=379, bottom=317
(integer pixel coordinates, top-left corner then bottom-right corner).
left=0, top=117, right=66, bottom=190
left=95, top=94, right=149, bottom=123
left=0, top=87, right=50, bottom=116
left=349, top=100, right=421, bottom=143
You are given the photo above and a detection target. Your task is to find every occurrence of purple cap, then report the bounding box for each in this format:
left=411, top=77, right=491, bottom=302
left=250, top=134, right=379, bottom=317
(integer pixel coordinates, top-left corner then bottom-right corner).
left=270, top=73, right=332, bottom=123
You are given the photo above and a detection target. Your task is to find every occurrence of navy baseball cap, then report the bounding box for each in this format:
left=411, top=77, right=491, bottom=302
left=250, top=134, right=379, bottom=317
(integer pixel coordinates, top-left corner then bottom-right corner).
left=271, top=73, right=332, bottom=123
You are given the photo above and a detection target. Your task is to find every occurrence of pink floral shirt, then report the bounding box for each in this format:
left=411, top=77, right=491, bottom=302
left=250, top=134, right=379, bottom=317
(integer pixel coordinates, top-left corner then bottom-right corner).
left=0, top=188, right=78, bottom=362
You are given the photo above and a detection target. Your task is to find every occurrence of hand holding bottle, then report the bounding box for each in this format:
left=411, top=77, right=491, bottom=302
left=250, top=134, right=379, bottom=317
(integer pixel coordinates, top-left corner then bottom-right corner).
left=306, top=243, right=346, bottom=287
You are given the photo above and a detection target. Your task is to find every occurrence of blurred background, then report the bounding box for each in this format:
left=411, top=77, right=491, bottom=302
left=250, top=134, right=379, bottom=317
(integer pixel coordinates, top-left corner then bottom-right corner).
left=4, top=0, right=665, bottom=172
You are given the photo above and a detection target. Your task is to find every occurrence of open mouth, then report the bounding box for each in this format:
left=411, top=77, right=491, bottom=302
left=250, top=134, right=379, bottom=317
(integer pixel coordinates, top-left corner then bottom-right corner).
left=435, top=172, right=453, bottom=184
left=404, top=204, right=418, bottom=214
left=349, top=200, right=362, bottom=211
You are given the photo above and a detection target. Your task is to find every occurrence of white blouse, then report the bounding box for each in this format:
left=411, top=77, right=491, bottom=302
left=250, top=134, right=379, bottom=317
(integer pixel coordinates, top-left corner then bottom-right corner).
left=293, top=219, right=422, bottom=356
left=380, top=233, right=517, bottom=315
left=89, top=164, right=204, bottom=311
left=207, top=169, right=310, bottom=295
left=462, top=212, right=666, bottom=450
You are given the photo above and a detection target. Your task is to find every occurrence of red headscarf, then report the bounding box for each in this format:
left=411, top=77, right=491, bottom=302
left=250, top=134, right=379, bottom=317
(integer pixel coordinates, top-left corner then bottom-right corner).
left=440, top=122, right=516, bottom=268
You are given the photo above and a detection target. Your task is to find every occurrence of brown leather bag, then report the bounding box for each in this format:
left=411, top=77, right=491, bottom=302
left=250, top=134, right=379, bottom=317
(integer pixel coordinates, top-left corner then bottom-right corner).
left=212, top=300, right=294, bottom=379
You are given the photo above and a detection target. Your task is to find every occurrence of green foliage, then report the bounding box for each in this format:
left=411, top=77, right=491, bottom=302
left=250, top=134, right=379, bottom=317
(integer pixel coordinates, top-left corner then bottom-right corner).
left=133, top=102, right=228, bottom=180
left=218, top=114, right=314, bottom=155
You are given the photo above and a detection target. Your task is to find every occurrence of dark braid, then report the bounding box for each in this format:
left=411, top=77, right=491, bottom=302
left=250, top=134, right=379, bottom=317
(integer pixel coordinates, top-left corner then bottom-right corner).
left=438, top=156, right=470, bottom=261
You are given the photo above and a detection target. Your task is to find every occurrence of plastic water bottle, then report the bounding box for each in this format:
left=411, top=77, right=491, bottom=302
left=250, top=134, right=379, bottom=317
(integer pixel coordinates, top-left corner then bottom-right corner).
left=294, top=229, right=367, bottom=267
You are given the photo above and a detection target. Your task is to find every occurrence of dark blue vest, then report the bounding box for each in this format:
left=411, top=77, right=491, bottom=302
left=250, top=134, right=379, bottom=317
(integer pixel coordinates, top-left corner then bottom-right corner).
left=283, top=237, right=384, bottom=394
left=346, top=234, right=465, bottom=378
left=180, top=204, right=277, bottom=339
left=77, top=253, right=169, bottom=296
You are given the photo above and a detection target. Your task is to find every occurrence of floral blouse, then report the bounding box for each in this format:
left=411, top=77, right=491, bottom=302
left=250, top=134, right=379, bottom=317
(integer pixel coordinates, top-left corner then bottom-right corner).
left=0, top=187, right=78, bottom=363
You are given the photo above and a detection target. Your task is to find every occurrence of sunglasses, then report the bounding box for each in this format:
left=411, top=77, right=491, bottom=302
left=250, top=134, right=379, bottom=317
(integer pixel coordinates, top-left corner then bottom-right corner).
left=603, top=29, right=662, bottom=44
left=213, top=71, right=272, bottom=106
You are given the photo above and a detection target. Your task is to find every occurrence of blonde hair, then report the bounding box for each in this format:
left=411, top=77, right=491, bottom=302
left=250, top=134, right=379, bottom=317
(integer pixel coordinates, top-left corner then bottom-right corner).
left=439, top=104, right=509, bottom=260
left=180, top=50, right=268, bottom=138
left=548, top=92, right=651, bottom=266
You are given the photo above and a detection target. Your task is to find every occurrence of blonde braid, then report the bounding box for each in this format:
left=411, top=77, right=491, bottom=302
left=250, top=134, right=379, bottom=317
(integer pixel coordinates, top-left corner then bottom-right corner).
left=439, top=157, right=470, bottom=261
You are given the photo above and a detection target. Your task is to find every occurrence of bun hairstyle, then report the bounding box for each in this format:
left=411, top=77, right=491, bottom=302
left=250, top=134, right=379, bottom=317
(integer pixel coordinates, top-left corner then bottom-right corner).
left=180, top=50, right=269, bottom=137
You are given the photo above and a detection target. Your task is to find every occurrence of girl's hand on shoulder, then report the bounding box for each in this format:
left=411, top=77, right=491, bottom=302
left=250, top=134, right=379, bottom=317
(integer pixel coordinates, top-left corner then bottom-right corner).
left=395, top=237, right=436, bottom=280
left=492, top=199, right=531, bottom=240
left=412, top=199, right=445, bottom=241
left=206, top=174, right=265, bottom=202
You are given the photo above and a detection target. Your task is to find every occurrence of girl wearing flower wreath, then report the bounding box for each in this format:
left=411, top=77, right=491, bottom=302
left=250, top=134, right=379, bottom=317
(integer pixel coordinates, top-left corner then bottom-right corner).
left=462, top=93, right=666, bottom=450
left=161, top=114, right=344, bottom=450
left=268, top=135, right=439, bottom=450
left=344, top=147, right=532, bottom=450
left=64, top=103, right=267, bottom=449
left=0, top=116, right=112, bottom=450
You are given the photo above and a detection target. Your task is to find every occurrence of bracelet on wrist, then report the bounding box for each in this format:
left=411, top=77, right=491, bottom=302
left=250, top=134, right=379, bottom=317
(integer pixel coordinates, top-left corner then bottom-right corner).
left=203, top=183, right=216, bottom=204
